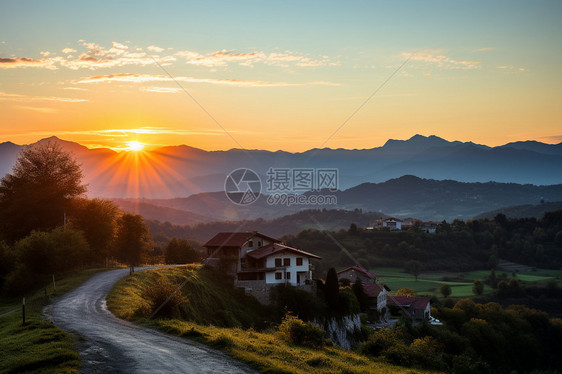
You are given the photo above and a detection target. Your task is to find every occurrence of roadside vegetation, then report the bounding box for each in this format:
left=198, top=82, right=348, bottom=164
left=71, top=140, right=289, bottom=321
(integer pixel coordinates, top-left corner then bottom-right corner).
left=0, top=268, right=107, bottom=374
left=107, top=265, right=441, bottom=374
left=108, top=265, right=562, bottom=373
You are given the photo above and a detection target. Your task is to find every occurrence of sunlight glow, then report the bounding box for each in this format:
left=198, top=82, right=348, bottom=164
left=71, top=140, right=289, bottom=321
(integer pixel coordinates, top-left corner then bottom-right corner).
left=126, top=141, right=145, bottom=151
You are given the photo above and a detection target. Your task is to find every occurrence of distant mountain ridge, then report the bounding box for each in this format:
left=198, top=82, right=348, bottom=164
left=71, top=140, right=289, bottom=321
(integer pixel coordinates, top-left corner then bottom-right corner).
left=1, top=134, right=561, bottom=199
left=114, top=175, right=562, bottom=223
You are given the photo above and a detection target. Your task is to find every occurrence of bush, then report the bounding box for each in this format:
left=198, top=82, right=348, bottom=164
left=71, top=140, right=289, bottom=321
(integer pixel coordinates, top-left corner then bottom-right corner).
left=278, top=313, right=325, bottom=348
left=143, top=277, right=186, bottom=318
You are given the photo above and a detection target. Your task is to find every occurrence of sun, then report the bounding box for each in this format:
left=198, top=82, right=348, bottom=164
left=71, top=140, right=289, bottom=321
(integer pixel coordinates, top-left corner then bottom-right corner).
left=126, top=141, right=145, bottom=151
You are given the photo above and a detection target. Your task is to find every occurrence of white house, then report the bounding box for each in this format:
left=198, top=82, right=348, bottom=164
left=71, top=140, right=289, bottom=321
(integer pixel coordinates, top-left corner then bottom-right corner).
left=382, top=218, right=403, bottom=230
left=203, top=231, right=321, bottom=303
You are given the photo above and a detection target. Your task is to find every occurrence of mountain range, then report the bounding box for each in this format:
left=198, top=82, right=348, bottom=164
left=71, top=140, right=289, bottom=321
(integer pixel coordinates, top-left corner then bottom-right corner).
left=1, top=135, right=561, bottom=200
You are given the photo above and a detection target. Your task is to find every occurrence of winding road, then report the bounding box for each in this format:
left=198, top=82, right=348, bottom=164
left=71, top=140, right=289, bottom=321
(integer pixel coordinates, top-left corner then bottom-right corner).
left=45, top=268, right=256, bottom=373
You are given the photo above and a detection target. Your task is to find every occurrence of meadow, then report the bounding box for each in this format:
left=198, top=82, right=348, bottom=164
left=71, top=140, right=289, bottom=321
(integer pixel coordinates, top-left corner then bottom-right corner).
left=372, top=267, right=562, bottom=298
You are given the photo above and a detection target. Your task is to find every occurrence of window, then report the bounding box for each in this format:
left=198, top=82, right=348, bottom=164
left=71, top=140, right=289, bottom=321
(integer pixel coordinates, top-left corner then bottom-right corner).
left=283, top=258, right=290, bottom=267
left=248, top=240, right=253, bottom=247
left=286, top=272, right=291, bottom=280
left=258, top=241, right=262, bottom=247
left=296, top=257, right=303, bottom=266
left=275, top=258, right=282, bottom=267
left=275, top=272, right=282, bottom=280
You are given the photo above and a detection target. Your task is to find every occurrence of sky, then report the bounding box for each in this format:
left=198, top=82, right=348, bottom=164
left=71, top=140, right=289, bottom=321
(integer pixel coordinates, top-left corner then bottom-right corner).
left=1, top=0, right=561, bottom=152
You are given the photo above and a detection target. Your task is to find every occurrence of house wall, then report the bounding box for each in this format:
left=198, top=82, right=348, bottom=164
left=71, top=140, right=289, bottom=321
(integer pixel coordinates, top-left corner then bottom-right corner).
left=238, top=235, right=276, bottom=271
left=377, top=289, right=387, bottom=311
left=265, top=251, right=311, bottom=286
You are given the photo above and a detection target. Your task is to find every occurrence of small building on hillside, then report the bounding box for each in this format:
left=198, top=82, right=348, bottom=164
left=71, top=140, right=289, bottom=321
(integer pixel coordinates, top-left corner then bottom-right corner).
left=363, top=282, right=391, bottom=319
left=386, top=295, right=431, bottom=320
left=203, top=231, right=320, bottom=304
left=337, top=265, right=378, bottom=284
left=382, top=218, right=403, bottom=230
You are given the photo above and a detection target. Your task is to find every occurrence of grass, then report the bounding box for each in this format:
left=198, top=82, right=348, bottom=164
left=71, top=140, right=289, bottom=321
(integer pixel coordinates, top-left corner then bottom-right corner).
left=373, top=266, right=562, bottom=298
left=0, top=268, right=108, bottom=374
left=107, top=266, right=443, bottom=374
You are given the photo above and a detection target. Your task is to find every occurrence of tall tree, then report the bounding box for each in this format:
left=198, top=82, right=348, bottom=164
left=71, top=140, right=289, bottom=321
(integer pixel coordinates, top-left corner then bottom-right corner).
left=472, top=280, right=484, bottom=296
left=352, top=277, right=369, bottom=311
left=324, top=267, right=340, bottom=309
left=0, top=142, right=86, bottom=242
left=440, top=284, right=452, bottom=298
left=70, top=198, right=120, bottom=264
left=164, top=238, right=200, bottom=264
left=405, top=260, right=422, bottom=281
left=114, top=214, right=152, bottom=272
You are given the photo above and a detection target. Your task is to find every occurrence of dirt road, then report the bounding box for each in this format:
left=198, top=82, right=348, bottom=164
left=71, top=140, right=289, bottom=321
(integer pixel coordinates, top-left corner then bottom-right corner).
left=45, top=268, right=256, bottom=373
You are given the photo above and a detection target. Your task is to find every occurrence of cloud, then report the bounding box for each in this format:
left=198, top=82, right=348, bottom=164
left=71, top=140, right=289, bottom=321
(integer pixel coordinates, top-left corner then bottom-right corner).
left=401, top=50, right=480, bottom=70
left=76, top=73, right=341, bottom=87
left=140, top=86, right=182, bottom=93
left=496, top=65, right=526, bottom=72
left=0, top=56, right=62, bottom=69
left=16, top=105, right=57, bottom=113
left=176, top=49, right=339, bottom=68
left=475, top=47, right=494, bottom=52
left=147, top=45, right=164, bottom=53
left=1, top=41, right=339, bottom=73
left=0, top=91, right=88, bottom=103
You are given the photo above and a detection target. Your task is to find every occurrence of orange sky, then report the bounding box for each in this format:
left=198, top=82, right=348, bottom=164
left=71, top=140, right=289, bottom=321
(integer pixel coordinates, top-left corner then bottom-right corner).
left=1, top=1, right=561, bottom=152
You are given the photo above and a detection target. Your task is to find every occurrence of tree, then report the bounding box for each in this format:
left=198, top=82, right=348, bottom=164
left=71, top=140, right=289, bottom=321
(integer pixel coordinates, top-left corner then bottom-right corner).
left=164, top=238, right=200, bottom=264
left=0, top=142, right=86, bottom=242
left=70, top=198, right=120, bottom=264
left=440, top=284, right=452, bottom=298
left=324, top=267, right=340, bottom=309
left=472, top=280, right=484, bottom=296
left=114, top=214, right=152, bottom=272
left=405, top=260, right=422, bottom=281
left=352, top=277, right=369, bottom=311
left=395, top=288, right=416, bottom=297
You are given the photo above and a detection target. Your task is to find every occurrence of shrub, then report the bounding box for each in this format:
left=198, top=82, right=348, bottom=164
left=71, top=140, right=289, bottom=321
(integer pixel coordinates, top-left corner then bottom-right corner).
left=143, top=277, right=186, bottom=318
left=278, top=313, right=325, bottom=348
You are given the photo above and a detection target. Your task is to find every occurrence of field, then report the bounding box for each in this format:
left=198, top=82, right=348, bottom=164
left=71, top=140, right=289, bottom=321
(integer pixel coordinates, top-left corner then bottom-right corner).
left=0, top=268, right=108, bottom=374
left=372, top=267, right=562, bottom=298
left=108, top=266, right=443, bottom=374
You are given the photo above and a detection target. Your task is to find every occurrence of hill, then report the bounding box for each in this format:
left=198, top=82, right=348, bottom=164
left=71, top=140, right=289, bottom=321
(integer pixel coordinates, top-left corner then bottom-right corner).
left=473, top=202, right=562, bottom=220
left=146, top=209, right=386, bottom=242
left=1, top=135, right=561, bottom=199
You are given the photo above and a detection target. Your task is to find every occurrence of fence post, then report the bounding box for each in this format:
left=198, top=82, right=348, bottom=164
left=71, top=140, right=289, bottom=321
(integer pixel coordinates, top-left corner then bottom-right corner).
left=52, top=274, right=56, bottom=292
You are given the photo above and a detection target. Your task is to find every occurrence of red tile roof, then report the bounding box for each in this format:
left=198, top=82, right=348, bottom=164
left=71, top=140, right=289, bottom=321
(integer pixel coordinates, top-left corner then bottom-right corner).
left=362, top=283, right=390, bottom=298
left=337, top=265, right=378, bottom=280
left=246, top=242, right=321, bottom=260
left=203, top=232, right=280, bottom=248
left=386, top=296, right=430, bottom=310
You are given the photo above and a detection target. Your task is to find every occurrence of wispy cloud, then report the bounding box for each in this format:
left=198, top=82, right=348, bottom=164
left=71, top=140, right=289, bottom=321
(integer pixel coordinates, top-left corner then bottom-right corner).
left=140, top=86, right=182, bottom=93
left=475, top=47, right=494, bottom=52
left=147, top=45, right=164, bottom=53
left=1, top=41, right=339, bottom=71
left=401, top=49, right=480, bottom=70
left=175, top=49, right=339, bottom=68
left=497, top=65, right=526, bottom=72
left=15, top=105, right=57, bottom=113
left=76, top=73, right=341, bottom=87
left=0, top=91, right=88, bottom=103
left=0, top=56, right=63, bottom=69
